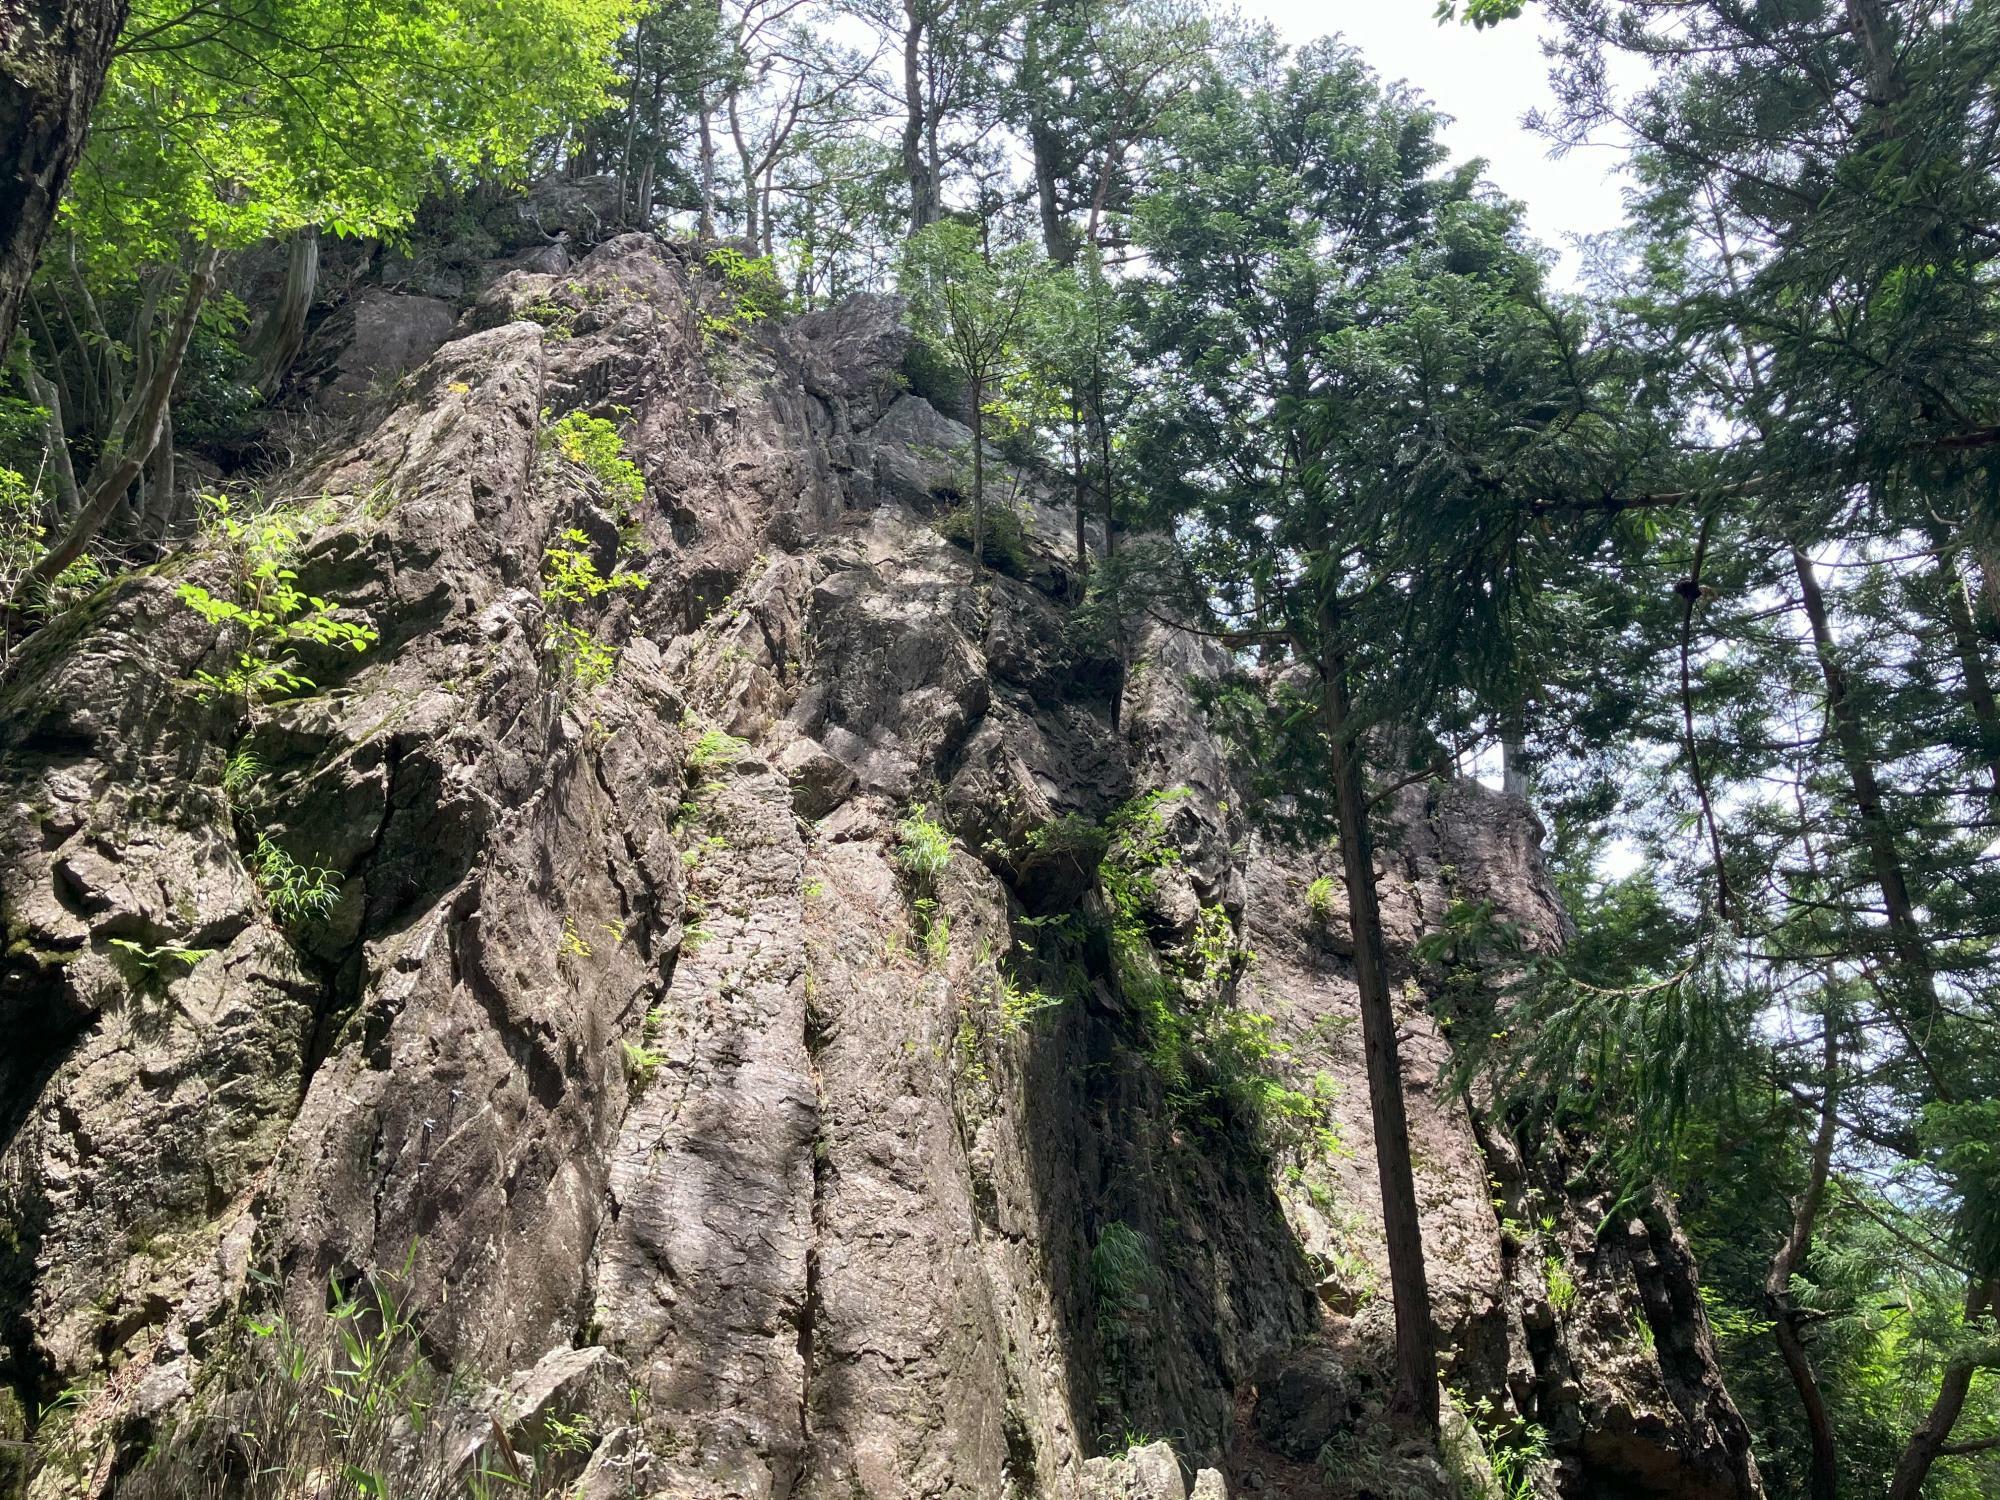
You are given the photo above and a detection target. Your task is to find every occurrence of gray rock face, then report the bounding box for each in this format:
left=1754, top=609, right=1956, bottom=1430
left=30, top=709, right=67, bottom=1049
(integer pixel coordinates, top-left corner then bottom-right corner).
left=0, top=236, right=1759, bottom=1500
left=294, top=288, right=459, bottom=412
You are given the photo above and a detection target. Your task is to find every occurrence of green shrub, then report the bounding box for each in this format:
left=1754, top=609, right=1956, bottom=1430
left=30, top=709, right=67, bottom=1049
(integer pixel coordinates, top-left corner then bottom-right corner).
left=542, top=409, right=645, bottom=520
left=699, top=246, right=785, bottom=347
left=895, top=805, right=954, bottom=894
left=1305, top=875, right=1337, bottom=924
left=995, top=970, right=1066, bottom=1031
left=0, top=464, right=46, bottom=600
left=220, top=749, right=263, bottom=799
left=538, top=527, right=648, bottom=692
left=896, top=805, right=955, bottom=965
left=178, top=494, right=377, bottom=704
left=1544, top=1253, right=1577, bottom=1313
left=936, top=501, right=1030, bottom=576
left=686, top=725, right=751, bottom=773
left=622, top=1039, right=664, bottom=1096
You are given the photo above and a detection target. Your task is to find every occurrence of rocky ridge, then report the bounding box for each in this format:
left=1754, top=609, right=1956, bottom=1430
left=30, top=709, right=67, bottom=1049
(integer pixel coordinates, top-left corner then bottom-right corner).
left=0, top=234, right=1759, bottom=1500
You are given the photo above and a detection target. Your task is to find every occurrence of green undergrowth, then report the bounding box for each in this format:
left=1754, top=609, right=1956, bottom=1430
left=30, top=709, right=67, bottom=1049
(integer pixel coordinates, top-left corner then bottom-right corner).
left=1094, top=789, right=1338, bottom=1157
left=935, top=500, right=1030, bottom=576
left=47, top=1255, right=601, bottom=1499
left=698, top=246, right=785, bottom=349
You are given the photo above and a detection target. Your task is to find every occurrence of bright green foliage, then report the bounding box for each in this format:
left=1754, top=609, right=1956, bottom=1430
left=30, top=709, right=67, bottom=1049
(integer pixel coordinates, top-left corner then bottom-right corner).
left=699, top=247, right=786, bottom=347
left=1304, top=876, right=1337, bottom=925
left=1087, top=788, right=1331, bottom=1152
left=538, top=527, right=649, bottom=692
left=686, top=726, right=751, bottom=773
left=177, top=496, right=377, bottom=703
left=895, top=805, right=954, bottom=892
left=107, top=939, right=216, bottom=988
left=993, top=970, right=1066, bottom=1031
left=899, top=222, right=1056, bottom=571
left=221, top=750, right=263, bottom=800
left=252, top=835, right=340, bottom=928
left=69, top=0, right=634, bottom=270
left=1544, top=1255, right=1577, bottom=1313
left=913, top=897, right=951, bottom=965
left=0, top=465, right=46, bottom=599
left=544, top=410, right=647, bottom=520
left=896, top=805, right=954, bottom=962
left=622, top=1039, right=665, bottom=1095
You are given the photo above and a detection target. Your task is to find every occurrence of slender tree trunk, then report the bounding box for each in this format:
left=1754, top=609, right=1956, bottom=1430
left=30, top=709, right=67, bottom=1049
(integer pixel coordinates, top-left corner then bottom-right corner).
left=697, top=94, right=718, bottom=238
left=1765, top=1020, right=1842, bottom=1500
left=1885, top=1278, right=1999, bottom=1500
left=0, top=0, right=128, bottom=363
left=1318, top=603, right=1439, bottom=1432
left=900, top=3, right=937, bottom=233
left=145, top=405, right=171, bottom=528
left=1070, top=403, right=1087, bottom=578
left=726, top=85, right=759, bottom=247
left=5, top=246, right=216, bottom=633
left=1019, top=11, right=1072, bottom=265
left=1091, top=361, right=1113, bottom=561
left=17, top=342, right=80, bottom=521
left=247, top=226, right=318, bottom=394
left=1792, top=550, right=1938, bottom=1013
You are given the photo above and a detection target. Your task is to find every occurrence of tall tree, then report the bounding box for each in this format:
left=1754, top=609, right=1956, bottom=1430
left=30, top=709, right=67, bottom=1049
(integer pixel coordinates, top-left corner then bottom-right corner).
left=899, top=218, right=1049, bottom=573
left=1126, top=37, right=1638, bottom=1427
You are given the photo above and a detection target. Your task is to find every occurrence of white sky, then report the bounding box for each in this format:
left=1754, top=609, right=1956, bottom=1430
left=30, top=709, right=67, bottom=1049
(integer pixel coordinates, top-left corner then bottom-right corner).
left=1248, top=1, right=1636, bottom=281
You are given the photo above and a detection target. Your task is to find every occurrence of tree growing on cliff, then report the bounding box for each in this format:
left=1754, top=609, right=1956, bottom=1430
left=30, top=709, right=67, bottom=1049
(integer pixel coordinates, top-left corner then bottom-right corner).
left=899, top=219, right=1051, bottom=574
left=1126, top=33, right=1660, bottom=1430
left=4, top=0, right=634, bottom=637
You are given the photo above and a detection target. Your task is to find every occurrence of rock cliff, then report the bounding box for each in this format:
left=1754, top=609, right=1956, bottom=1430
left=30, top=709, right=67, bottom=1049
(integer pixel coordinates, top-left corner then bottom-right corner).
left=0, top=235, right=1760, bottom=1500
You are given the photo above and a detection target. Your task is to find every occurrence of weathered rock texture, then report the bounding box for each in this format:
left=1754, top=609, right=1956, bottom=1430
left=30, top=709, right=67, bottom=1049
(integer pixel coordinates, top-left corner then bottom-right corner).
left=0, top=236, right=1759, bottom=1500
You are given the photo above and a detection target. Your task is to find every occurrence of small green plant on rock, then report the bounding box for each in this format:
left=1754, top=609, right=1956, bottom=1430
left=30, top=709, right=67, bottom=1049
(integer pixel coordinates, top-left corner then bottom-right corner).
left=220, top=749, right=263, bottom=800
left=253, top=835, right=340, bottom=927
left=1544, top=1254, right=1577, bottom=1313
left=542, top=409, right=646, bottom=521
left=113, top=1251, right=593, bottom=1498
left=622, top=1039, right=664, bottom=1096
left=935, top=500, right=1030, bottom=576
left=896, top=805, right=953, bottom=891
left=522, top=295, right=578, bottom=339
left=178, top=494, right=377, bottom=704
left=1305, top=875, right=1337, bottom=924
left=108, top=938, right=216, bottom=991
left=539, top=527, right=648, bottom=692
left=686, top=725, right=750, bottom=773
left=895, top=805, right=954, bottom=964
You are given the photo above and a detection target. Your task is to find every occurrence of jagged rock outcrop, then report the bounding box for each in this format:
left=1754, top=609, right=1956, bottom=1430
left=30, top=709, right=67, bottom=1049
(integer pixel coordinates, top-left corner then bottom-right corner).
left=0, top=234, right=1759, bottom=1500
